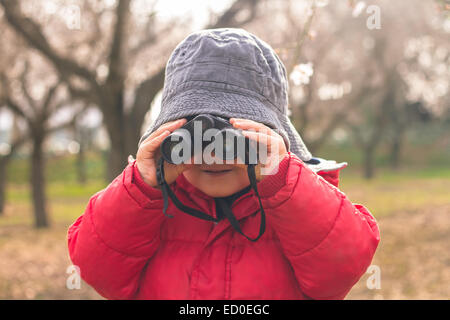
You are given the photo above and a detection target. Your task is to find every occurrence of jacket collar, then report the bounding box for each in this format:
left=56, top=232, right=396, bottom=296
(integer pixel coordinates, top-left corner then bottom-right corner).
left=173, top=172, right=261, bottom=245
left=173, top=172, right=258, bottom=221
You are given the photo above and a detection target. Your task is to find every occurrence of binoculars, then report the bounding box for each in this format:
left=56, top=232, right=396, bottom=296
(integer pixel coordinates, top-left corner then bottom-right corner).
left=160, top=114, right=258, bottom=165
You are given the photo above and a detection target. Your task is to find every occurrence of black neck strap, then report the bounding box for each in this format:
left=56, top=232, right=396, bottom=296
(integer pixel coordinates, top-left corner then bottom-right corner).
left=156, top=157, right=266, bottom=241
left=156, top=157, right=220, bottom=222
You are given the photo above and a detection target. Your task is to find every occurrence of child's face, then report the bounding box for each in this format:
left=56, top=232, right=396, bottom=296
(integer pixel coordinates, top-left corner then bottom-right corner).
left=182, top=162, right=250, bottom=198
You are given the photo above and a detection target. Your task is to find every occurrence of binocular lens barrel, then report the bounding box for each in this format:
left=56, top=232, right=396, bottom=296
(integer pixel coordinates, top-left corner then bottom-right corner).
left=160, top=115, right=258, bottom=164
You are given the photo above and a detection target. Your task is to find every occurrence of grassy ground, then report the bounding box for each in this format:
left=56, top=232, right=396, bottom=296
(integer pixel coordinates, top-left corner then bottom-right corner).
left=0, top=153, right=449, bottom=299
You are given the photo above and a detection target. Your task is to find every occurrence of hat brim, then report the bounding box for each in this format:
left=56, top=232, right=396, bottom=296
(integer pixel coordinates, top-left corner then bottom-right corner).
left=140, top=88, right=312, bottom=161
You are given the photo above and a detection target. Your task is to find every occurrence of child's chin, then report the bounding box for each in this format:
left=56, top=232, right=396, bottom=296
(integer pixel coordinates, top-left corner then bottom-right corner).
left=202, top=184, right=245, bottom=198
left=202, top=188, right=236, bottom=198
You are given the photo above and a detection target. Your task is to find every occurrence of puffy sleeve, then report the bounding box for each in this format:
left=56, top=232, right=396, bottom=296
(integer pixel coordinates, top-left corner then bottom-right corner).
left=257, top=152, right=380, bottom=299
left=67, top=161, right=165, bottom=299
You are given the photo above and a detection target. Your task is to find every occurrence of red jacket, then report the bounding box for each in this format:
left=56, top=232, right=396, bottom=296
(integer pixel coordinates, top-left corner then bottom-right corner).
left=67, top=152, right=380, bottom=300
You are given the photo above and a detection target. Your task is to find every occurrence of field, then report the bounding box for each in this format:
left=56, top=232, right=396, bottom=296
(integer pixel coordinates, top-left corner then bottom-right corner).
left=0, top=152, right=449, bottom=300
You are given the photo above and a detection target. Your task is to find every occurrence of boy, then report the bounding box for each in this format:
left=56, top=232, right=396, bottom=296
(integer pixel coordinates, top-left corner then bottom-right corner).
left=67, top=28, right=380, bottom=299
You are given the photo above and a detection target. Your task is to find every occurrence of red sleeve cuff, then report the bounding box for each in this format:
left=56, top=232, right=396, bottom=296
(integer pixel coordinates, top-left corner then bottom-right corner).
left=131, top=161, right=163, bottom=200
left=256, top=153, right=291, bottom=198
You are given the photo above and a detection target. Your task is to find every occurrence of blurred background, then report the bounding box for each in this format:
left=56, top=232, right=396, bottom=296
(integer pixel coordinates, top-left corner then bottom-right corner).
left=0, top=0, right=449, bottom=300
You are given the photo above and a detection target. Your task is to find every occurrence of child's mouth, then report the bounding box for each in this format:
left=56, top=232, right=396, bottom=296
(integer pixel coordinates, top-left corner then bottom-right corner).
left=202, top=169, right=232, bottom=176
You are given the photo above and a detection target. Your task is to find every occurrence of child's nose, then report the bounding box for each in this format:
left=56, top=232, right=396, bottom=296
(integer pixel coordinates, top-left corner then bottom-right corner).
left=208, top=151, right=245, bottom=166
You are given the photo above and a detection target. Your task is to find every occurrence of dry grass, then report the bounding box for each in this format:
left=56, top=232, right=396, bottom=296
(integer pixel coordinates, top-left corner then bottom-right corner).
left=0, top=223, right=101, bottom=299
left=346, top=204, right=450, bottom=299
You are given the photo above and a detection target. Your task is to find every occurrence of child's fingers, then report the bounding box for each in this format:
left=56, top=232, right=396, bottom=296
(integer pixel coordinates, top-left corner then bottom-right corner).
left=230, top=118, right=276, bottom=137
left=140, top=130, right=171, bottom=158
left=142, top=118, right=187, bottom=144
left=157, top=118, right=187, bottom=134
left=240, top=130, right=279, bottom=151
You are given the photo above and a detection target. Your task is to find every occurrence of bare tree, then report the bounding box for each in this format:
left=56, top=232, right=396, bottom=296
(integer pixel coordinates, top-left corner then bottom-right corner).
left=0, top=117, right=28, bottom=215
left=0, top=62, right=80, bottom=228
left=69, top=104, right=94, bottom=185
left=257, top=0, right=375, bottom=155
left=274, top=0, right=449, bottom=177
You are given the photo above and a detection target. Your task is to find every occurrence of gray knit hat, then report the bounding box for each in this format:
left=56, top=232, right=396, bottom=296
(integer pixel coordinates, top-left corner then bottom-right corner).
left=140, top=27, right=312, bottom=162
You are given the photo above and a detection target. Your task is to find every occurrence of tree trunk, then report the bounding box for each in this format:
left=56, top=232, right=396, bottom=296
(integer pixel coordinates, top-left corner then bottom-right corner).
left=74, top=126, right=89, bottom=185
left=107, top=145, right=127, bottom=181
left=105, top=124, right=128, bottom=181
left=0, top=157, right=8, bottom=216
left=388, top=102, right=407, bottom=170
left=101, top=90, right=128, bottom=181
left=76, top=138, right=87, bottom=185
left=125, top=113, right=147, bottom=158
left=104, top=99, right=147, bottom=181
left=30, top=136, right=49, bottom=228
left=363, top=145, right=376, bottom=180
left=389, top=130, right=403, bottom=170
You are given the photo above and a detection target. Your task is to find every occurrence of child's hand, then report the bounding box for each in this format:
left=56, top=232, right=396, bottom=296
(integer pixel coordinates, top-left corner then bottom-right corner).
left=136, top=118, right=192, bottom=188
left=230, top=118, right=288, bottom=181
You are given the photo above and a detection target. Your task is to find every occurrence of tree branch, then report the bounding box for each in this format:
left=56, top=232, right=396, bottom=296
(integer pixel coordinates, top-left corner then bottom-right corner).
left=209, top=0, right=259, bottom=28
left=129, top=20, right=178, bottom=58
left=19, top=60, right=38, bottom=112
left=4, top=96, right=29, bottom=122
left=106, top=0, right=131, bottom=88
left=129, top=67, right=165, bottom=125
left=0, top=0, right=97, bottom=85
left=41, top=83, right=60, bottom=120
left=285, top=0, right=317, bottom=75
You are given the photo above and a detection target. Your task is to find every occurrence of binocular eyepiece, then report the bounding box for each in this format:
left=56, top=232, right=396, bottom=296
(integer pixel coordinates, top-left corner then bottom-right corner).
left=160, top=114, right=258, bottom=165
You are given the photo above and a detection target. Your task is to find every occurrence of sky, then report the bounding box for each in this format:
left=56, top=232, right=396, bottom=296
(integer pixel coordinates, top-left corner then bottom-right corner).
left=140, top=0, right=233, bottom=30
left=0, top=110, right=13, bottom=131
